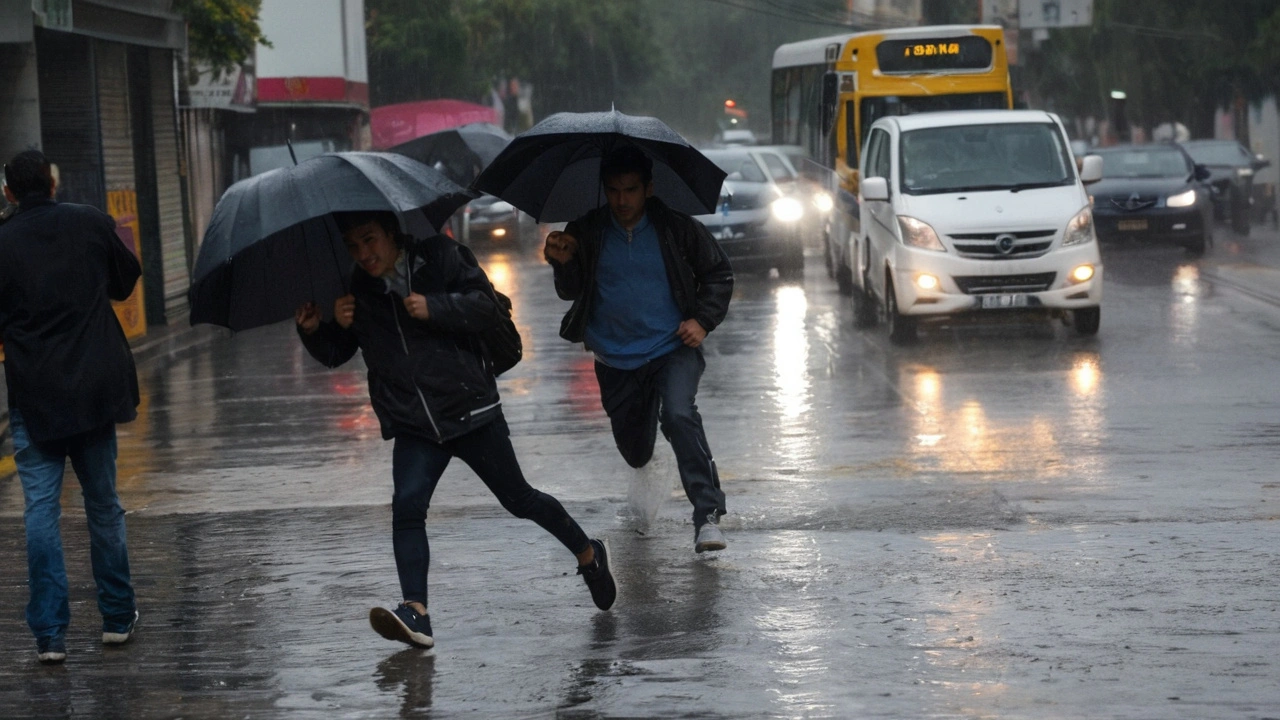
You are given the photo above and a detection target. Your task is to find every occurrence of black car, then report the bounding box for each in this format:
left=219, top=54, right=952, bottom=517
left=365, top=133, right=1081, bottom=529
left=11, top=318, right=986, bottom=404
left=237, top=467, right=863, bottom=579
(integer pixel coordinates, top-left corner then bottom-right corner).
left=696, top=147, right=806, bottom=278
left=1180, top=139, right=1270, bottom=236
left=1088, top=144, right=1213, bottom=255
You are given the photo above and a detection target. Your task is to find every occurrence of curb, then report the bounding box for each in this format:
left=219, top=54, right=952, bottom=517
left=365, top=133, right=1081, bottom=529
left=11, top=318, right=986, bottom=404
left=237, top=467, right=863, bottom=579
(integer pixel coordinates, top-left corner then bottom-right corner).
left=1201, top=265, right=1280, bottom=308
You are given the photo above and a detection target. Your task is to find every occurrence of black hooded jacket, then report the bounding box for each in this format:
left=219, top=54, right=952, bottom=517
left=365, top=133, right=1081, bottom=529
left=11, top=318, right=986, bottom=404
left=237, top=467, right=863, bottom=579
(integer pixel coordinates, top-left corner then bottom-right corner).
left=299, top=235, right=505, bottom=443
left=548, top=197, right=734, bottom=344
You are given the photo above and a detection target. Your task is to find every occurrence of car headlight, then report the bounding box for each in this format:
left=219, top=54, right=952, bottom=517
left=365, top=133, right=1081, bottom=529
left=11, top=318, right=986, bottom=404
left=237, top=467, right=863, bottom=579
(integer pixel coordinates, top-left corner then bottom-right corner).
left=812, top=191, right=834, bottom=213
left=1236, top=167, right=1254, bottom=178
left=1062, top=207, right=1096, bottom=247
left=897, top=216, right=946, bottom=251
left=1166, top=189, right=1196, bottom=208
left=771, top=197, right=804, bottom=222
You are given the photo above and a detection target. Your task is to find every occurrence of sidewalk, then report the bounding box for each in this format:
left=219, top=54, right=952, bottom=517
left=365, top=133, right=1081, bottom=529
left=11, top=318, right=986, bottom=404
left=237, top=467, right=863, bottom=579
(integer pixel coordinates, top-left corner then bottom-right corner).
left=0, top=316, right=226, bottom=468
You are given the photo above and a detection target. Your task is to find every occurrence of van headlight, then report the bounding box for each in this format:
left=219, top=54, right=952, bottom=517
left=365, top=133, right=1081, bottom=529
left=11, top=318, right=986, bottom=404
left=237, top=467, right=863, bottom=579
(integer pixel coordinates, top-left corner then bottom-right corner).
left=897, top=216, right=946, bottom=251
left=1062, top=207, right=1096, bottom=247
left=771, top=197, right=804, bottom=222
left=1166, top=189, right=1196, bottom=208
left=812, top=191, right=834, bottom=213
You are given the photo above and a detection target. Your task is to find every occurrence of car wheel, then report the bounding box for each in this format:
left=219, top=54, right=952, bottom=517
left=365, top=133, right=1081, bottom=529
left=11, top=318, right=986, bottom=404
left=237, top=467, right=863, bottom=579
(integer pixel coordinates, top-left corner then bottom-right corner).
left=1231, top=209, right=1251, bottom=236
left=851, top=283, right=877, bottom=329
left=885, top=277, right=917, bottom=344
left=834, top=260, right=853, bottom=295
left=1184, top=234, right=1207, bottom=256
left=1073, top=307, right=1101, bottom=336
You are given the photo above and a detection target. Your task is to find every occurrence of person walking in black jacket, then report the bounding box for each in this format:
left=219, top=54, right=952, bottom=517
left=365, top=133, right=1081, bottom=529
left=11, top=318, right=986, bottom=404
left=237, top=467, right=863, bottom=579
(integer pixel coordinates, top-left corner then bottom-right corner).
left=296, top=211, right=615, bottom=649
left=544, top=145, right=735, bottom=552
left=0, top=150, right=142, bottom=663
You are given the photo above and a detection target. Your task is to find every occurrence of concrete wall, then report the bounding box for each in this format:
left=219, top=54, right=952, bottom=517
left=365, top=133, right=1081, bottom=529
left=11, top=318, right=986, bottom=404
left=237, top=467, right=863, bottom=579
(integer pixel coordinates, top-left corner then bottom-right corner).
left=0, top=42, right=42, bottom=164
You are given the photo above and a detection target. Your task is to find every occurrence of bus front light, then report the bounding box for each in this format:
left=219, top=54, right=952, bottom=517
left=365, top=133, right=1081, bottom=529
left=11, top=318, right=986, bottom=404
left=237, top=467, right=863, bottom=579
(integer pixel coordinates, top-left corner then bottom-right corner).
left=897, top=216, right=946, bottom=251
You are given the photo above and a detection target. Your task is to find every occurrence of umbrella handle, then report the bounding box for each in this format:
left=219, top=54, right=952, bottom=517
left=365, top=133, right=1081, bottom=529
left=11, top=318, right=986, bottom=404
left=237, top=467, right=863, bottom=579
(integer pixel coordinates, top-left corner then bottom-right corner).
left=287, top=139, right=298, bottom=166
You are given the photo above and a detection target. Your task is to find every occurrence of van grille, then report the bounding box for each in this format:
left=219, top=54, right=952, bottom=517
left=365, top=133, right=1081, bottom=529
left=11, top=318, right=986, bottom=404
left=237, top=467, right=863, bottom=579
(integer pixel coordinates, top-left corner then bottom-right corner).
left=953, top=272, right=1057, bottom=295
left=948, top=229, right=1056, bottom=259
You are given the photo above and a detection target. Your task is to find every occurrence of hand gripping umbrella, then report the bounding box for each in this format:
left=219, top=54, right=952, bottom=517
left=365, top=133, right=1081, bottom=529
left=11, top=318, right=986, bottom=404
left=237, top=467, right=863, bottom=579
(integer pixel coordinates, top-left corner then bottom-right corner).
left=471, top=109, right=726, bottom=223
left=188, top=151, right=476, bottom=331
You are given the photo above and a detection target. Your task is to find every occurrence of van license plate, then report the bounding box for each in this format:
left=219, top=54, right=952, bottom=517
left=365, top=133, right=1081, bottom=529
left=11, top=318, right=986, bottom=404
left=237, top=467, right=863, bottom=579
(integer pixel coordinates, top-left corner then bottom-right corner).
left=981, top=294, right=1029, bottom=309
left=1117, top=218, right=1148, bottom=231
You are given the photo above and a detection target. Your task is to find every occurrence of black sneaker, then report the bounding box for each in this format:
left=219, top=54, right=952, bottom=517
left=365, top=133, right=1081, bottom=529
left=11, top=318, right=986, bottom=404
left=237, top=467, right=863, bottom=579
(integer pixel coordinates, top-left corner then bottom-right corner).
left=37, top=636, right=66, bottom=664
left=370, top=604, right=434, bottom=648
left=577, top=538, right=617, bottom=611
left=103, top=610, right=139, bottom=645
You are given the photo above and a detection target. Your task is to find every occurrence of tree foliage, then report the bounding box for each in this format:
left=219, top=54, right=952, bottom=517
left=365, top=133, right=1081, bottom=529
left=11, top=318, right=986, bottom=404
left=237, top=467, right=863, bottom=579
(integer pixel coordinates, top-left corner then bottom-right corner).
left=174, top=0, right=269, bottom=76
left=1020, top=0, right=1279, bottom=139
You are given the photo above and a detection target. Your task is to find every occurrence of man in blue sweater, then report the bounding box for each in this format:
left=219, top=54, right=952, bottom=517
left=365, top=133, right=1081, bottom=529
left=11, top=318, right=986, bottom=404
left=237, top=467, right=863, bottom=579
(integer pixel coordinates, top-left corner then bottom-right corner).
left=544, top=146, right=734, bottom=552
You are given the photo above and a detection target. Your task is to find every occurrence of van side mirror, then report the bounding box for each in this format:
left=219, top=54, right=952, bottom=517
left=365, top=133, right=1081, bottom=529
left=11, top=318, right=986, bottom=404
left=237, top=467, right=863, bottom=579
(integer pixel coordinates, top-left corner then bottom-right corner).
left=1254, top=154, right=1270, bottom=170
left=1079, top=155, right=1104, bottom=184
left=821, top=72, right=838, bottom=135
left=861, top=176, right=890, bottom=202
left=1193, top=163, right=1212, bottom=182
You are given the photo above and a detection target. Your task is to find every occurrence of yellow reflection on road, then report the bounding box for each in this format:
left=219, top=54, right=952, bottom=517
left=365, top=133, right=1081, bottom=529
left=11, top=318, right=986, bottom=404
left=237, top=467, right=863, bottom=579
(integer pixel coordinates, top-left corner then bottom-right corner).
left=770, top=286, right=816, bottom=471
left=1171, top=263, right=1201, bottom=346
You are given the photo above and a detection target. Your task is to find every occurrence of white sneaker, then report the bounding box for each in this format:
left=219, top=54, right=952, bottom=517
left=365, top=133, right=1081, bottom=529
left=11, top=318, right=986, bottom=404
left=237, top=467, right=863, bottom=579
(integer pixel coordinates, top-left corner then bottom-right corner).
left=695, top=518, right=727, bottom=553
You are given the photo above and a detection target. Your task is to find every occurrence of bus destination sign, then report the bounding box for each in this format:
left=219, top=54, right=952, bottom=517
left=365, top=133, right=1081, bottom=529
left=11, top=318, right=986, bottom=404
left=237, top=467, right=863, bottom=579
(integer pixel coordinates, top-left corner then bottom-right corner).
left=876, top=36, right=994, bottom=73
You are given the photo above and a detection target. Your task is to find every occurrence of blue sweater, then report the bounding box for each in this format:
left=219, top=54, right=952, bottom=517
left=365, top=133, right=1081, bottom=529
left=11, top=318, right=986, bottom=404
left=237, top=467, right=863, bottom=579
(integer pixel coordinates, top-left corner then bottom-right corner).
left=584, top=213, right=684, bottom=369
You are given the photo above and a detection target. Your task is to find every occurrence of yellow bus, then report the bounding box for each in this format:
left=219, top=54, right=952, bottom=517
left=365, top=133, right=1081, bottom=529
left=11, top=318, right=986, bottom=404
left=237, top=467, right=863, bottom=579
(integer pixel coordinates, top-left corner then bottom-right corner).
left=771, top=25, right=1012, bottom=292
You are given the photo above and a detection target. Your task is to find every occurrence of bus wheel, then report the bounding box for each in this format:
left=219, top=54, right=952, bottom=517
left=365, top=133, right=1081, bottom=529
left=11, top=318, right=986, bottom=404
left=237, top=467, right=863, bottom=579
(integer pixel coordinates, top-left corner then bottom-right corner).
left=885, top=278, right=917, bottom=344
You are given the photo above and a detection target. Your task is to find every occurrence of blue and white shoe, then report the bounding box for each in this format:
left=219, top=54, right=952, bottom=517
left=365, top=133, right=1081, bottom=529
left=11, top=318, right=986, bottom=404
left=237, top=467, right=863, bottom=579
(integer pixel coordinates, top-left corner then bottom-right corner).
left=103, top=610, right=139, bottom=645
left=370, top=604, right=434, bottom=648
left=37, top=635, right=67, bottom=664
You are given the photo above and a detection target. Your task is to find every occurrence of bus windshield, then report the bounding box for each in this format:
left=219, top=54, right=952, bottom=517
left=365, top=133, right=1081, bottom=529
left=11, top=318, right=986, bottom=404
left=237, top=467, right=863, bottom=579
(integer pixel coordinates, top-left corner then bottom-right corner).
left=859, top=91, right=1007, bottom=153
left=900, top=122, right=1074, bottom=196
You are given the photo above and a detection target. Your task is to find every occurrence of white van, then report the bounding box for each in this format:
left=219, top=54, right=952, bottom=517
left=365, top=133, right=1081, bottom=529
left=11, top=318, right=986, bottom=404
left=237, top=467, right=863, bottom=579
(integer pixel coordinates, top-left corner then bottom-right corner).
left=850, top=109, right=1103, bottom=343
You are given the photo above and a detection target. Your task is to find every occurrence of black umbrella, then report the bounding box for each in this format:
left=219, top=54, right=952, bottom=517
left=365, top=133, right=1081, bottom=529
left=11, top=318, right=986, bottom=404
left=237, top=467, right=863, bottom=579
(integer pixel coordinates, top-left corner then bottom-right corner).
left=189, top=151, right=476, bottom=331
left=471, top=110, right=726, bottom=223
left=388, top=122, right=513, bottom=186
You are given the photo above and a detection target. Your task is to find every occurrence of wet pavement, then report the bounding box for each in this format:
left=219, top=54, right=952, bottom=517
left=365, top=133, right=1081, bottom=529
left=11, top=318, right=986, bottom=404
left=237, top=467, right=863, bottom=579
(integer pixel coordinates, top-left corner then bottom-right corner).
left=2, top=223, right=1280, bottom=718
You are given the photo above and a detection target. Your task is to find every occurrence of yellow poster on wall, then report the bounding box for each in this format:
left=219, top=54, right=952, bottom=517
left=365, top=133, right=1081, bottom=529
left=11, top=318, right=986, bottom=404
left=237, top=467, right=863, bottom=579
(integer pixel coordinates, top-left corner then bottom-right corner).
left=107, top=190, right=147, bottom=340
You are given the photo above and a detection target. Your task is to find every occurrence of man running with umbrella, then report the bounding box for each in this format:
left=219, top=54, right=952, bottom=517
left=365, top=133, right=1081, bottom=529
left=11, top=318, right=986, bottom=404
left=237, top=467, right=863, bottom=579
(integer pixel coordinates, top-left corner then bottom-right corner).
left=543, top=145, right=735, bottom=552
left=295, top=210, right=617, bottom=650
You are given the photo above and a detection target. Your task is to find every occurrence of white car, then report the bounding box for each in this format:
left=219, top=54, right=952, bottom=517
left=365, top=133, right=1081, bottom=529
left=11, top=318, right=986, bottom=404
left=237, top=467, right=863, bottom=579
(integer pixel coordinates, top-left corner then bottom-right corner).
left=850, top=109, right=1104, bottom=343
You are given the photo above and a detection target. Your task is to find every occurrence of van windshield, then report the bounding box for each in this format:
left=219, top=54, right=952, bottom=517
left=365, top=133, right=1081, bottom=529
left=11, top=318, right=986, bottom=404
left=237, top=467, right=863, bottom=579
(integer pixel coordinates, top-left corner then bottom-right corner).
left=900, top=122, right=1074, bottom=195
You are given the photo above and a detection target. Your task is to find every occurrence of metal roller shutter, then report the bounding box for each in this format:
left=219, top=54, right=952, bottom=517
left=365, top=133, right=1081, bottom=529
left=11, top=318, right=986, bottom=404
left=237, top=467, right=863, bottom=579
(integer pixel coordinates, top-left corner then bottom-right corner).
left=150, top=49, right=190, bottom=316
left=35, top=28, right=102, bottom=209
left=95, top=41, right=134, bottom=195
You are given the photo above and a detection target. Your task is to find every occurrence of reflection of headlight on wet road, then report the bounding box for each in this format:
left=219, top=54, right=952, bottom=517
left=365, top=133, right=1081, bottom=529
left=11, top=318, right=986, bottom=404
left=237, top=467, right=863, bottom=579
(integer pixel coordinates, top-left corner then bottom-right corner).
left=771, top=197, right=804, bottom=222
left=812, top=191, right=834, bottom=213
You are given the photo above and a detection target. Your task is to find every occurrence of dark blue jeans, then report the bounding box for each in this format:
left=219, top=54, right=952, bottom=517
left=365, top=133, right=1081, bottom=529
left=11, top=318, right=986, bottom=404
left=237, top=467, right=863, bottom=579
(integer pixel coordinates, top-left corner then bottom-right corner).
left=10, top=407, right=136, bottom=643
left=391, top=412, right=591, bottom=606
left=594, top=344, right=726, bottom=526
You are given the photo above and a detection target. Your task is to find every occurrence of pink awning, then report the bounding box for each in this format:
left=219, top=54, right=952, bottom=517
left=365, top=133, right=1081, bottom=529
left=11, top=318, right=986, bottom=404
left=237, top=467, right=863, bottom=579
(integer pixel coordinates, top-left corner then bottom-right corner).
left=371, top=100, right=499, bottom=150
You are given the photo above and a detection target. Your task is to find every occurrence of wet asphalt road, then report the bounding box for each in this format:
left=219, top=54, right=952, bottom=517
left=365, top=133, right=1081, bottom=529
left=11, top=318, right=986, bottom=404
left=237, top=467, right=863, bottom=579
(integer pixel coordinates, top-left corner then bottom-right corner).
left=2, top=223, right=1280, bottom=719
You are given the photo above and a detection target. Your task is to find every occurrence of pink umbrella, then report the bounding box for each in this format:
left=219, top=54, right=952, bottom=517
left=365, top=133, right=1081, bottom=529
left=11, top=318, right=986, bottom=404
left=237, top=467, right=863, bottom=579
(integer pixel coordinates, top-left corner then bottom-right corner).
left=371, top=100, right=499, bottom=150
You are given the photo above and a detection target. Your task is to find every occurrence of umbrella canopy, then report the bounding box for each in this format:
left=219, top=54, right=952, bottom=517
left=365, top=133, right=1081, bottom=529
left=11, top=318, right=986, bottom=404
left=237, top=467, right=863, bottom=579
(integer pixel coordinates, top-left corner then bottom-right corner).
left=471, top=110, right=727, bottom=223
left=388, top=122, right=513, bottom=186
left=371, top=99, right=499, bottom=150
left=189, top=152, right=476, bottom=331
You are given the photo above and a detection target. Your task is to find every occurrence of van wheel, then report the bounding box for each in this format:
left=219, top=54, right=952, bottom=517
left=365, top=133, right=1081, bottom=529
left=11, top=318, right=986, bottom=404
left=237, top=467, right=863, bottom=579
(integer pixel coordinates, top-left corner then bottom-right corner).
left=1073, top=307, right=1101, bottom=336
left=823, top=232, right=834, bottom=278
left=885, top=278, right=917, bottom=344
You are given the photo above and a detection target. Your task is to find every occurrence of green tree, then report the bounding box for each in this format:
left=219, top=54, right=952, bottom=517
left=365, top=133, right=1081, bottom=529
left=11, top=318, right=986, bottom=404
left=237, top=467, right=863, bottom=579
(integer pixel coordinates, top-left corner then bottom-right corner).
left=366, top=0, right=478, bottom=107
left=175, top=0, right=269, bottom=76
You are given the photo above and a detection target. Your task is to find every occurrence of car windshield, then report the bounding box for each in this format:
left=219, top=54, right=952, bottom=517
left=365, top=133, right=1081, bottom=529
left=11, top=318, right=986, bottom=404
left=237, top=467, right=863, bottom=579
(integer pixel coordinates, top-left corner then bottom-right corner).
left=900, top=122, right=1074, bottom=195
left=1095, top=148, right=1192, bottom=178
left=704, top=151, right=767, bottom=183
left=1181, top=142, right=1249, bottom=166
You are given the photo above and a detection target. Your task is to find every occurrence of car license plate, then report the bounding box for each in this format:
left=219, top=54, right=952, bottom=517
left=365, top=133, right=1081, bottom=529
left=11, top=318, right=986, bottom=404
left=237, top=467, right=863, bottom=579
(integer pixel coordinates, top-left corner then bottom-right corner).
left=980, top=293, right=1029, bottom=309
left=1117, top=218, right=1148, bottom=231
